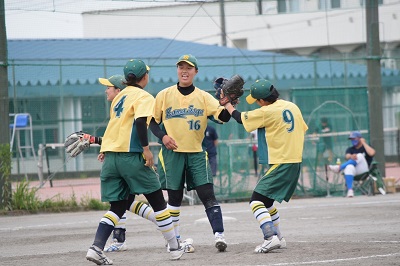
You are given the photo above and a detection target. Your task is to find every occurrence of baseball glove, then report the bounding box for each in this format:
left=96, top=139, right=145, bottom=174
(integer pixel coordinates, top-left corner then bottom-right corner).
left=64, top=131, right=92, bottom=157
left=214, top=74, right=244, bottom=106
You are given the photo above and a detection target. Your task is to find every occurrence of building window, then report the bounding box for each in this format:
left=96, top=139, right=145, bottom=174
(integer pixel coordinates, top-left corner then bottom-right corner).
left=277, top=0, right=287, bottom=13
left=277, top=0, right=300, bottom=13
left=82, top=97, right=106, bottom=123
left=289, top=0, right=300, bottom=12
left=232, top=39, right=248, bottom=50
left=319, top=0, right=341, bottom=10
left=331, top=0, right=341, bottom=8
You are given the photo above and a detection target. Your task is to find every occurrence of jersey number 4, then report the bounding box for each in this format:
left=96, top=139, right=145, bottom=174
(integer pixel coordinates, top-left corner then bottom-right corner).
left=114, top=95, right=127, bottom=118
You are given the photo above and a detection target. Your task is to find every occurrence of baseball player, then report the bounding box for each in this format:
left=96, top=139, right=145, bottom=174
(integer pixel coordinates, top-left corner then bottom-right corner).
left=98, top=75, right=193, bottom=253
left=148, top=54, right=232, bottom=252
left=67, top=74, right=194, bottom=254
left=92, top=74, right=157, bottom=252
left=85, top=59, right=185, bottom=265
left=222, top=79, right=308, bottom=253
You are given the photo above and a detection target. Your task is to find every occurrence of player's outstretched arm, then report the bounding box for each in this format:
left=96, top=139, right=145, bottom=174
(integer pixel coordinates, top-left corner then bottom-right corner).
left=221, top=96, right=243, bottom=124
left=64, top=131, right=102, bottom=157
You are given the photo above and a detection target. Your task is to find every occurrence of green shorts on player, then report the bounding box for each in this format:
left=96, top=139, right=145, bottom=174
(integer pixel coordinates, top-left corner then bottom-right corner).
left=158, top=149, right=213, bottom=191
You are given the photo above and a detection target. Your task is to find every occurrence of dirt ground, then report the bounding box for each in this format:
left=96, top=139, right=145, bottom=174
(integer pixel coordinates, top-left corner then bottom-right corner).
left=1, top=192, right=399, bottom=266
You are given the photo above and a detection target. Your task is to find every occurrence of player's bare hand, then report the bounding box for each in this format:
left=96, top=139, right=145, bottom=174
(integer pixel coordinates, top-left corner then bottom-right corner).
left=162, top=135, right=178, bottom=150
left=97, top=153, right=105, bottom=162
left=350, top=154, right=358, bottom=160
left=142, top=146, right=154, bottom=167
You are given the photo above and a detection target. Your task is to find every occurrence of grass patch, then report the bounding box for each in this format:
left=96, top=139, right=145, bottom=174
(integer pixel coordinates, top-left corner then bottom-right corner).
left=12, top=181, right=41, bottom=212
left=1, top=180, right=109, bottom=215
left=80, top=194, right=109, bottom=211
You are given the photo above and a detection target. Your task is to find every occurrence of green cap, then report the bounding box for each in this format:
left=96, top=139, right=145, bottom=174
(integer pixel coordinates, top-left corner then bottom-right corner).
left=176, top=54, right=198, bottom=69
left=246, top=79, right=274, bottom=104
left=123, top=59, right=150, bottom=79
left=98, top=75, right=127, bottom=90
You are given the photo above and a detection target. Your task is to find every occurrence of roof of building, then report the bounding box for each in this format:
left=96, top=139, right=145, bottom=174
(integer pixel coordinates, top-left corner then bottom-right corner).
left=7, top=38, right=399, bottom=97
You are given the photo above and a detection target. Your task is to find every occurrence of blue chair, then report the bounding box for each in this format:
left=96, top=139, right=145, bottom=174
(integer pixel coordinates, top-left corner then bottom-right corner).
left=9, top=113, right=37, bottom=162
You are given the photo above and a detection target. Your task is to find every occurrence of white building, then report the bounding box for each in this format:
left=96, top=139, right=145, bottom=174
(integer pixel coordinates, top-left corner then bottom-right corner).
left=79, top=0, right=400, bottom=68
left=7, top=0, right=400, bottom=68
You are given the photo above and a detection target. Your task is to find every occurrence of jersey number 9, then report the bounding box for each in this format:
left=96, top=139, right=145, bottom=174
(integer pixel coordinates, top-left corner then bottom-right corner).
left=282, top=109, right=294, bottom=133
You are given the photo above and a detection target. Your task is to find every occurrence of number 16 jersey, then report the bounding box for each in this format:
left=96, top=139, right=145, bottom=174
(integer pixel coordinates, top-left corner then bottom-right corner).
left=153, top=85, right=224, bottom=153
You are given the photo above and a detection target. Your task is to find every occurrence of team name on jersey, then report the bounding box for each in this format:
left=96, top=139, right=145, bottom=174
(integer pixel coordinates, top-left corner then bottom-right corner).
left=165, top=105, right=204, bottom=119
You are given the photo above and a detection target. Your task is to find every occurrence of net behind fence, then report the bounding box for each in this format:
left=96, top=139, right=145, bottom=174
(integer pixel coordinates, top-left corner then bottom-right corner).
left=11, top=86, right=400, bottom=202
left=292, top=87, right=369, bottom=197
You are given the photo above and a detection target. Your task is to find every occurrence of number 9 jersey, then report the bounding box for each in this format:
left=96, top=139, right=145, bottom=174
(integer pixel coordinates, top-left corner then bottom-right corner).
left=241, top=99, right=308, bottom=164
left=153, top=85, right=224, bottom=153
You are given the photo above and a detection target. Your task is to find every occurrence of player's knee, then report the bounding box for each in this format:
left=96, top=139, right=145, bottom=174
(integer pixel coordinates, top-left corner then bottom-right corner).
left=167, top=189, right=184, bottom=207
left=250, top=191, right=274, bottom=208
left=196, top=184, right=218, bottom=208
left=202, top=198, right=219, bottom=209
left=126, top=194, right=135, bottom=210
left=143, top=189, right=167, bottom=212
left=110, top=200, right=128, bottom=218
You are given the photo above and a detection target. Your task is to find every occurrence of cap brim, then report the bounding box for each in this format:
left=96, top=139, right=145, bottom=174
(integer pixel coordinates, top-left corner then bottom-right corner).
left=98, top=78, right=114, bottom=87
left=146, top=65, right=150, bottom=71
left=246, top=94, right=257, bottom=104
left=176, top=60, right=195, bottom=67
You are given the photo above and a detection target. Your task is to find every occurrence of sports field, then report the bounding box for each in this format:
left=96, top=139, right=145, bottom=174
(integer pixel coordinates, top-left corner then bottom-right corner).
left=1, top=193, right=399, bottom=266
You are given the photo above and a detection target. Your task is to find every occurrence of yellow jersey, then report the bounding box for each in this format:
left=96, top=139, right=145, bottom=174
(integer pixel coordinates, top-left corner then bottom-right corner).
left=241, top=99, right=308, bottom=164
left=101, top=86, right=154, bottom=153
left=154, top=85, right=224, bottom=152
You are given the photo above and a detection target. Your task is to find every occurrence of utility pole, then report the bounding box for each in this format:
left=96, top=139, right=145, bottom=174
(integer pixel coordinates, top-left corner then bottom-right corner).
left=257, top=0, right=262, bottom=15
left=219, top=0, right=227, bottom=47
left=0, top=0, right=8, bottom=145
left=366, top=0, right=385, bottom=176
left=0, top=0, right=10, bottom=208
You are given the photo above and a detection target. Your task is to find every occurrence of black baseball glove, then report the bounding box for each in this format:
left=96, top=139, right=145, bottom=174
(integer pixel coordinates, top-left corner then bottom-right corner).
left=214, top=74, right=244, bottom=106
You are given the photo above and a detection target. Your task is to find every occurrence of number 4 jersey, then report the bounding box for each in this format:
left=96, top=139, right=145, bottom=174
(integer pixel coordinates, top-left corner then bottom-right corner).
left=153, top=85, right=224, bottom=153
left=241, top=99, right=308, bottom=164
left=101, top=86, right=155, bottom=153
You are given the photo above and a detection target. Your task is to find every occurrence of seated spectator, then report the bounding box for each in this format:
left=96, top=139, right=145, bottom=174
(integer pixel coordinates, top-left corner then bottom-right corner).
left=328, top=131, right=383, bottom=197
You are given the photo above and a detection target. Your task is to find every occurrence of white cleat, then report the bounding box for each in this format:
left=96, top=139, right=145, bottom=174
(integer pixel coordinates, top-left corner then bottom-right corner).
left=215, top=232, right=227, bottom=252
left=279, top=237, right=286, bottom=249
left=104, top=240, right=127, bottom=252
left=181, top=238, right=195, bottom=253
left=169, top=246, right=185, bottom=260
left=167, top=238, right=195, bottom=253
left=254, top=235, right=281, bottom=253
left=86, top=246, right=113, bottom=265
